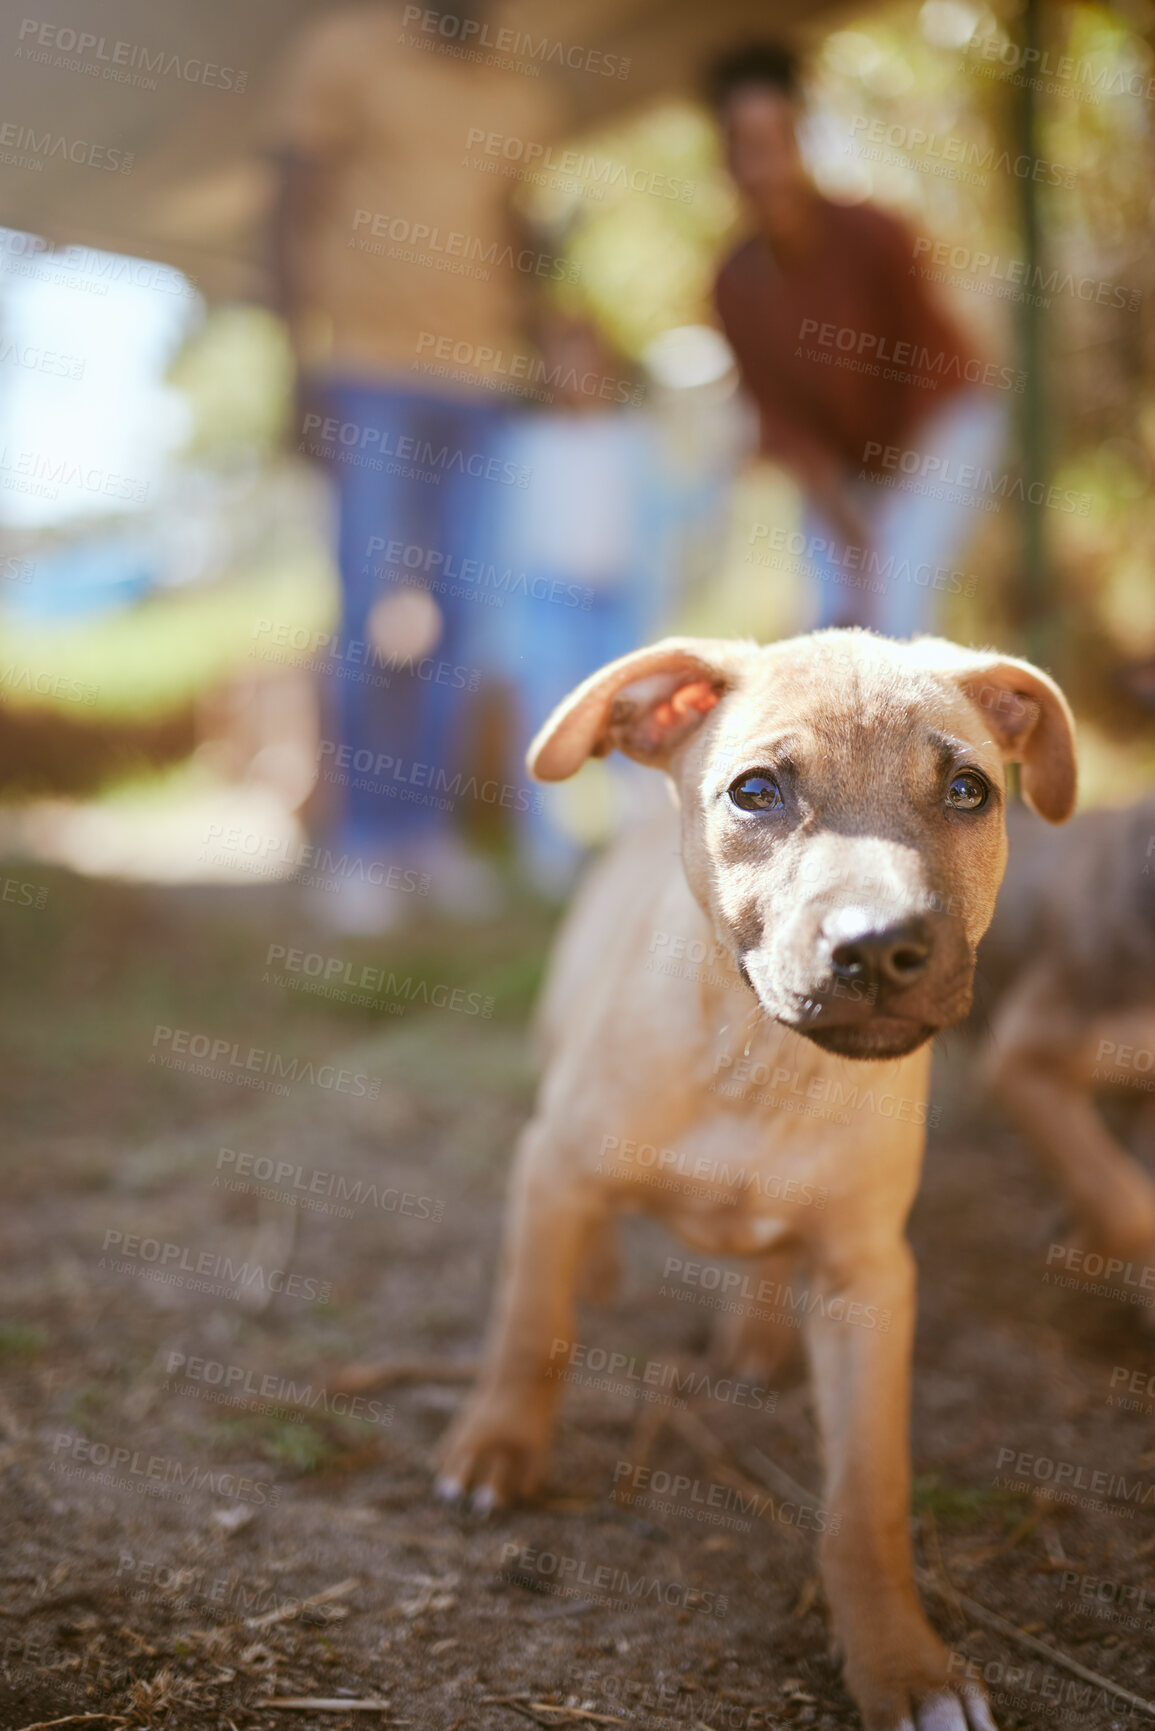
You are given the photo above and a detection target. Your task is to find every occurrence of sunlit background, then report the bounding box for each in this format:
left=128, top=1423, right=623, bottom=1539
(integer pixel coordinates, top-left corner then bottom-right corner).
left=0, top=0, right=1152, bottom=890
left=3, top=8, right=1155, bottom=1721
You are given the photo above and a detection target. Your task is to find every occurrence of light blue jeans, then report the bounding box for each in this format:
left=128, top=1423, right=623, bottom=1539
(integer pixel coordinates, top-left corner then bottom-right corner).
left=307, top=376, right=509, bottom=856
left=803, top=390, right=1007, bottom=638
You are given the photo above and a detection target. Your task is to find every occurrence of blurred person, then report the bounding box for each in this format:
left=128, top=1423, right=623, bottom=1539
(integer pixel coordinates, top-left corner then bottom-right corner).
left=266, top=2, right=561, bottom=928
left=709, top=41, right=1006, bottom=638
left=486, top=312, right=724, bottom=894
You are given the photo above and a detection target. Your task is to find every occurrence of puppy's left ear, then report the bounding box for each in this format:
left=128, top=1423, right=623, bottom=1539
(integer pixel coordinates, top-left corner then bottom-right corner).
left=917, top=642, right=1077, bottom=822
left=528, top=637, right=744, bottom=782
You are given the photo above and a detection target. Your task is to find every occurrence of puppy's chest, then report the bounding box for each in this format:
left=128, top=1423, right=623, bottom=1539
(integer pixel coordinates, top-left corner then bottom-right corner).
left=590, top=1019, right=926, bottom=1258
left=593, top=1028, right=844, bottom=1256
left=595, top=1101, right=834, bottom=1254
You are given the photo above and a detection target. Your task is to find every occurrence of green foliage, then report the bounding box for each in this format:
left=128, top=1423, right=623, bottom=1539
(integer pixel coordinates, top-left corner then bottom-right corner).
left=209, top=1413, right=337, bottom=1474
left=913, top=1471, right=1025, bottom=1527
left=0, top=1322, right=48, bottom=1358
left=167, top=304, right=295, bottom=461
left=0, top=543, right=336, bottom=723
left=516, top=102, right=739, bottom=357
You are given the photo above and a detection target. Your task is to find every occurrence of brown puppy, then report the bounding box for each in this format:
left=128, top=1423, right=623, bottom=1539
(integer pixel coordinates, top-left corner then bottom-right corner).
left=981, top=796, right=1155, bottom=1289
left=438, top=629, right=1076, bottom=1731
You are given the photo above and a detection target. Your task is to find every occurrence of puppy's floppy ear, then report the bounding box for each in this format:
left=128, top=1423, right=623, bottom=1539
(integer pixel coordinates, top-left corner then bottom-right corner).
left=528, top=637, right=743, bottom=782
left=914, top=640, right=1077, bottom=822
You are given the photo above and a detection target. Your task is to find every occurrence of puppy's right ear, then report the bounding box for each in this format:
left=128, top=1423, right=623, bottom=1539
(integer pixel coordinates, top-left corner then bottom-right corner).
left=910, top=638, right=1077, bottom=822
left=528, top=637, right=743, bottom=782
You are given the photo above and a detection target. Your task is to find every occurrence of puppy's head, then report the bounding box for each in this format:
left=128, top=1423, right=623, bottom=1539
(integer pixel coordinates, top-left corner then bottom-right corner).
left=529, top=629, right=1076, bottom=1062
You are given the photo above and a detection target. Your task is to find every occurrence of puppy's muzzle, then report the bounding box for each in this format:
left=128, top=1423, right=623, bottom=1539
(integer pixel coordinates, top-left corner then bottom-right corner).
left=745, top=901, right=972, bottom=1061
left=826, top=909, right=932, bottom=998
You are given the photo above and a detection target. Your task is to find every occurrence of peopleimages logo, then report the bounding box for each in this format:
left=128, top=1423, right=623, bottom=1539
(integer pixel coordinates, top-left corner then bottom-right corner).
left=966, top=30, right=1155, bottom=104
left=101, top=1229, right=332, bottom=1304
left=547, top=1336, right=777, bottom=1413
left=1, top=876, right=48, bottom=909
left=0, top=665, right=98, bottom=704
left=261, top=944, right=494, bottom=1019
left=0, top=118, right=132, bottom=172
left=365, top=535, right=592, bottom=610
left=116, top=1553, right=313, bottom=1624
left=51, top=1432, right=279, bottom=1504
left=846, top=116, right=1075, bottom=189
left=862, top=441, right=1091, bottom=516
left=0, top=232, right=196, bottom=299
left=300, top=410, right=531, bottom=486
left=400, top=6, right=631, bottom=79
left=0, top=338, right=84, bottom=379
left=994, top=1445, right=1155, bottom=1512
left=163, top=1351, right=392, bottom=1426
left=16, top=19, right=248, bottom=92
left=198, top=824, right=425, bottom=894
left=711, top=1051, right=936, bottom=1129
left=747, top=524, right=978, bottom=598
left=0, top=445, right=148, bottom=503
left=250, top=617, right=481, bottom=691
left=1092, top=1037, right=1155, bottom=1092
left=800, top=317, right=1025, bottom=393
left=497, top=1544, right=726, bottom=1616
left=911, top=236, right=1141, bottom=312
left=611, top=1460, right=840, bottom=1535
left=661, top=1256, right=893, bottom=1333
left=415, top=330, right=643, bottom=405
left=214, top=1146, right=446, bottom=1223
left=351, top=209, right=579, bottom=285
left=149, top=1024, right=382, bottom=1099
left=460, top=131, right=694, bottom=203
left=598, top=1132, right=828, bottom=1207
left=318, top=740, right=543, bottom=814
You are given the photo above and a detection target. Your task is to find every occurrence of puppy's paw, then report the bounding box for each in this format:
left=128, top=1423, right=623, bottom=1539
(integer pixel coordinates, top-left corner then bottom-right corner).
left=849, top=1632, right=997, bottom=1731
left=859, top=1680, right=997, bottom=1730
left=434, top=1396, right=551, bottom=1513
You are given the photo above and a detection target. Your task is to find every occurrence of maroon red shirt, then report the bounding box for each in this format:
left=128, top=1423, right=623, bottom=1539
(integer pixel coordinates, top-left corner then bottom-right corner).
left=715, top=199, right=991, bottom=478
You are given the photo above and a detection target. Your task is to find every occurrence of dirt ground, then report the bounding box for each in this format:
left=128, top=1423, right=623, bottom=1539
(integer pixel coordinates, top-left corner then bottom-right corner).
left=1, top=866, right=1154, bottom=1731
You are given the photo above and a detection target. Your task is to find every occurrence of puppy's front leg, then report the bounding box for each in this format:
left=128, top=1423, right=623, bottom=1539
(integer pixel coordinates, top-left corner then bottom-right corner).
left=436, top=1120, right=603, bottom=1512
left=806, top=1240, right=996, bottom=1731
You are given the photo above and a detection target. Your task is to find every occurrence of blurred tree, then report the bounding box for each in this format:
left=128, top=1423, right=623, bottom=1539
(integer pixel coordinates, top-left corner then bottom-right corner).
left=167, top=304, right=295, bottom=462
left=514, top=103, right=739, bottom=357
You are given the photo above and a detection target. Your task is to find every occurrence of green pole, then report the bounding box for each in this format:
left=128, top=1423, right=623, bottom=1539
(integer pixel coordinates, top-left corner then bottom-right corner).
left=1015, top=0, right=1049, bottom=667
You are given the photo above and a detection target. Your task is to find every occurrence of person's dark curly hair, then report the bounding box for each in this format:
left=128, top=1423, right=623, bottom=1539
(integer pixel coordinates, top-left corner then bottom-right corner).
left=705, top=41, right=802, bottom=109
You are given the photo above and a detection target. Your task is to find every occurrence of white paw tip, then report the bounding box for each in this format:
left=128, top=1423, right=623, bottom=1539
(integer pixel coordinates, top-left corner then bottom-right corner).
left=961, top=1686, right=998, bottom=1731
left=917, top=1691, right=968, bottom=1731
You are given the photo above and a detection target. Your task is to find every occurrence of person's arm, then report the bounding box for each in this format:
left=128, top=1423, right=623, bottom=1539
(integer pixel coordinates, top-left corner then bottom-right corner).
left=262, top=15, right=362, bottom=339
left=754, top=398, right=873, bottom=554
left=267, top=148, right=325, bottom=331
left=877, top=210, right=985, bottom=376
left=716, top=263, right=873, bottom=554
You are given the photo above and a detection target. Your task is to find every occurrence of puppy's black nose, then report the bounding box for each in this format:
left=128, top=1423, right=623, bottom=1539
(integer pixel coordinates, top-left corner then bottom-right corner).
left=828, top=915, right=932, bottom=992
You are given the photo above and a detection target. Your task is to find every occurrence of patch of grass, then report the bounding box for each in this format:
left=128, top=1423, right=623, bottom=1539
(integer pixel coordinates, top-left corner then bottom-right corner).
left=209, top=1413, right=337, bottom=1474
left=416, top=1304, right=468, bottom=1341
left=0, top=549, right=335, bottom=723
left=64, top=1382, right=115, bottom=1422
left=0, top=1322, right=48, bottom=1358
left=474, top=947, right=551, bottom=1021
left=264, top=918, right=553, bottom=1033
left=913, top=1472, right=1026, bottom=1528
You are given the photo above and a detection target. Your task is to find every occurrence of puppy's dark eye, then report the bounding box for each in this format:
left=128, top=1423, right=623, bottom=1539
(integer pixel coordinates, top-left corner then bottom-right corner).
left=729, top=773, right=783, bottom=813
left=946, top=771, right=988, bottom=811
